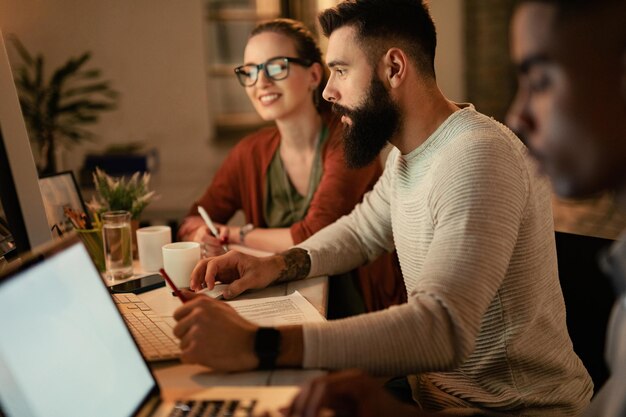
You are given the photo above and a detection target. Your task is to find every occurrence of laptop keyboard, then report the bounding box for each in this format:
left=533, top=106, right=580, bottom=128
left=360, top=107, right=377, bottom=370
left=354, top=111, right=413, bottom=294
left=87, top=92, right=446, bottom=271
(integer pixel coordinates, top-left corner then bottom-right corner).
left=169, top=399, right=257, bottom=417
left=112, top=293, right=181, bottom=361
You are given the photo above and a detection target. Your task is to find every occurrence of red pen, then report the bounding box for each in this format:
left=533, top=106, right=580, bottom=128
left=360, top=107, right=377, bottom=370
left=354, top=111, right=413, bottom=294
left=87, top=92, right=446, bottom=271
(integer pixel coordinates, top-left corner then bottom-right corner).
left=159, top=268, right=188, bottom=303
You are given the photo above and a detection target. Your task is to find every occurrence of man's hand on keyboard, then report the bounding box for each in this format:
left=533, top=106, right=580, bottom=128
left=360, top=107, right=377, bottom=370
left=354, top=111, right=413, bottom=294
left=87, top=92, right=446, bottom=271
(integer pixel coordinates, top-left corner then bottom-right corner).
left=173, top=290, right=259, bottom=371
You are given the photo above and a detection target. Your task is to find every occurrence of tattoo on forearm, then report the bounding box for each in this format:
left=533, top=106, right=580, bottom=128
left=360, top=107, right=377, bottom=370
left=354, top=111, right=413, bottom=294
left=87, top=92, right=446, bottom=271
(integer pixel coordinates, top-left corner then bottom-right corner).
left=275, top=248, right=311, bottom=283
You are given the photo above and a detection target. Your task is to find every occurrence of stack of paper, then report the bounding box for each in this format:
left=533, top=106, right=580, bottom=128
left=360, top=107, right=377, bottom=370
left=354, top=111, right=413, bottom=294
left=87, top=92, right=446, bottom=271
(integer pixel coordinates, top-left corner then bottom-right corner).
left=226, top=291, right=326, bottom=326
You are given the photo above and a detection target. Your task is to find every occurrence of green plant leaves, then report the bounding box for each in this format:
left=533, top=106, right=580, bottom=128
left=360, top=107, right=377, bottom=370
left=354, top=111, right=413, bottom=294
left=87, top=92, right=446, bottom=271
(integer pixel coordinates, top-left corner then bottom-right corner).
left=9, top=35, right=119, bottom=174
left=89, top=168, right=158, bottom=220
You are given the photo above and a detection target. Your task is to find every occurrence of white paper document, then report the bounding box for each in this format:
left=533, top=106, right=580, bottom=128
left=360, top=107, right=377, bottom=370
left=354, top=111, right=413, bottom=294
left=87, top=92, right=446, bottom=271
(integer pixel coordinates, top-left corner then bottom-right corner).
left=198, top=283, right=228, bottom=299
left=226, top=291, right=326, bottom=326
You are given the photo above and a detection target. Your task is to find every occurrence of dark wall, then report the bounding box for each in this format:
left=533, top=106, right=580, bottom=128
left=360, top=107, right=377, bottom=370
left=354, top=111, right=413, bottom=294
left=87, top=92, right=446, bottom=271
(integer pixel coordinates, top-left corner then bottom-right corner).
left=465, top=0, right=517, bottom=122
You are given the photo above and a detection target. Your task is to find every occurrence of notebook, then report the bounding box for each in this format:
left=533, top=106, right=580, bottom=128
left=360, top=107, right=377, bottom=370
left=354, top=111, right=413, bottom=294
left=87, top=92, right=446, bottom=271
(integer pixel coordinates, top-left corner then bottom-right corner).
left=0, top=236, right=298, bottom=417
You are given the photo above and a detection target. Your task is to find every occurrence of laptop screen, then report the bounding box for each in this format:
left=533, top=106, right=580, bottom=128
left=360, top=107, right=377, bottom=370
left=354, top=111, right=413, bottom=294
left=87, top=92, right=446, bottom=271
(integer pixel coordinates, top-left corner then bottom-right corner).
left=0, top=241, right=156, bottom=417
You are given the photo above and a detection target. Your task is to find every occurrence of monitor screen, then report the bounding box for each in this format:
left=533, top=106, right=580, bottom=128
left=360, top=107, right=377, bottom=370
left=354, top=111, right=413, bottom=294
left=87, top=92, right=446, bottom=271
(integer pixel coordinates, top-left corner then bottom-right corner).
left=0, top=29, right=51, bottom=257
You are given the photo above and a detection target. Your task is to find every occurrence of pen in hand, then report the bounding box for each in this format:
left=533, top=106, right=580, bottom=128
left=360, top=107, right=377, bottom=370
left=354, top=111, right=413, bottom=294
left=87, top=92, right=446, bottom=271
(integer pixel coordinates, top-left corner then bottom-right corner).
left=197, top=206, right=229, bottom=253
left=159, top=268, right=188, bottom=303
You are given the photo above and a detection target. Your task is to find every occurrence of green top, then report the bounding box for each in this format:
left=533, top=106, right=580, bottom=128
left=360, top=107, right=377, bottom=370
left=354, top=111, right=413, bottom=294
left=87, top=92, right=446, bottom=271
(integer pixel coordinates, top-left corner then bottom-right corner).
left=264, top=125, right=329, bottom=228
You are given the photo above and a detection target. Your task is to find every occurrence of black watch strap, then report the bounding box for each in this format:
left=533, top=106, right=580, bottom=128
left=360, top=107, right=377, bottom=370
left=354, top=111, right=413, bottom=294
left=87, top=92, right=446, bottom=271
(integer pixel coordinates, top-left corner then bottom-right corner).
left=254, top=327, right=281, bottom=369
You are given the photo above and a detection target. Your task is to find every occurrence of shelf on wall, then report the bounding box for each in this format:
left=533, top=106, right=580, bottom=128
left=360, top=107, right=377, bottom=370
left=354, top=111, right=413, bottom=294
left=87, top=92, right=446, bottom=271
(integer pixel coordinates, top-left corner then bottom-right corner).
left=206, top=8, right=280, bottom=22
left=204, top=0, right=283, bottom=142
left=208, top=64, right=236, bottom=77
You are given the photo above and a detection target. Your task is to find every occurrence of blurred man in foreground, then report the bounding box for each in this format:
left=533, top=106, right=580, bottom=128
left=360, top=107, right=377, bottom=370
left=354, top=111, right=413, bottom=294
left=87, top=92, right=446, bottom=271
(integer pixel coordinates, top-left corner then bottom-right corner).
left=507, top=1, right=626, bottom=416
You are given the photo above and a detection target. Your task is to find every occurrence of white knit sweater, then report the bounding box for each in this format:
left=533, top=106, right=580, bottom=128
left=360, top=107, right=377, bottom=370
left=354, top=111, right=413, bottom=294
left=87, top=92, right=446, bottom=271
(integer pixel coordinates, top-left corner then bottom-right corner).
left=297, top=105, right=593, bottom=416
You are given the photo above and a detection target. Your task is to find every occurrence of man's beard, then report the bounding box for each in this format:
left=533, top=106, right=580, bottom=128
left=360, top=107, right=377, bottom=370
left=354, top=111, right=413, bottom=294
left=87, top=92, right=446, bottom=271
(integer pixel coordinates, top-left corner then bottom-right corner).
left=332, top=76, right=402, bottom=168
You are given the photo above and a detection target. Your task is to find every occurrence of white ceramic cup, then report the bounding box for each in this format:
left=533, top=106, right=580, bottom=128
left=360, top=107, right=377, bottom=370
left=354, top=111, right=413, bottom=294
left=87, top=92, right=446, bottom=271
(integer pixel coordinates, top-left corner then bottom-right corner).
left=136, top=225, right=172, bottom=272
left=162, top=242, right=201, bottom=289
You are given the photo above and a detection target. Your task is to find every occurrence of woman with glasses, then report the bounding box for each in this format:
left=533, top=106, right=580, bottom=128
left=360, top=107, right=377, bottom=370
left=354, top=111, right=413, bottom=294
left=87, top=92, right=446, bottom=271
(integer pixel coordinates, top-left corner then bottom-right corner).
left=179, top=19, right=404, bottom=314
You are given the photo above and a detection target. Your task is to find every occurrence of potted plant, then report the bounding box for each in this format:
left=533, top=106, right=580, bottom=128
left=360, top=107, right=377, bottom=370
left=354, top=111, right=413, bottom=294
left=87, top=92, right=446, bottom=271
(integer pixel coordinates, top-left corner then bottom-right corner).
left=88, top=167, right=158, bottom=258
left=10, top=36, right=118, bottom=175
left=88, top=167, right=157, bottom=221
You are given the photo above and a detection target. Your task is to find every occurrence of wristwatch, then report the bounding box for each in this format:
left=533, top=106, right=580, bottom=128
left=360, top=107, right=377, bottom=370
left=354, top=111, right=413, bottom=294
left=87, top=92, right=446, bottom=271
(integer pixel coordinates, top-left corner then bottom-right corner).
left=254, top=327, right=281, bottom=369
left=239, top=223, right=254, bottom=244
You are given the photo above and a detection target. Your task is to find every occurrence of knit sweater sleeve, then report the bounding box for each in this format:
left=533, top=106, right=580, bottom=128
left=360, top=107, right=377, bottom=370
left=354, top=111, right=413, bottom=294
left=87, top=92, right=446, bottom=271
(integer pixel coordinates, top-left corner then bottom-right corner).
left=302, top=130, right=531, bottom=375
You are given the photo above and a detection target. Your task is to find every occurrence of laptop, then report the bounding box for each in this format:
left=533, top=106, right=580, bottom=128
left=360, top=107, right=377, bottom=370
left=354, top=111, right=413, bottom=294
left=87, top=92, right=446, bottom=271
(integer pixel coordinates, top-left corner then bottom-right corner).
left=0, top=236, right=298, bottom=417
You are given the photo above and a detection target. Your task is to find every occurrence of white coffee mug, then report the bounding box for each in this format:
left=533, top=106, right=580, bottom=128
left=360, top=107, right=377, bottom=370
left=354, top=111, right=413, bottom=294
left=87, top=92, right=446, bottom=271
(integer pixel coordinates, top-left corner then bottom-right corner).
left=136, top=226, right=172, bottom=272
left=162, top=242, right=201, bottom=288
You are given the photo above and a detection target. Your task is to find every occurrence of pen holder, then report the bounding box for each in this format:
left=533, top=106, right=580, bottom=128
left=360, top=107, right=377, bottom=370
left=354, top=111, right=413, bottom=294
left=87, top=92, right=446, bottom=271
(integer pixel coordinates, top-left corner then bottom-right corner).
left=76, top=228, right=106, bottom=273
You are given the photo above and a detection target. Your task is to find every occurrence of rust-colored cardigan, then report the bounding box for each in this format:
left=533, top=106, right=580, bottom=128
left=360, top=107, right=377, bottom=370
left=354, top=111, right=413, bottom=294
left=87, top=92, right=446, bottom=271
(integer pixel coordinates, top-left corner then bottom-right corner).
left=186, top=115, right=406, bottom=311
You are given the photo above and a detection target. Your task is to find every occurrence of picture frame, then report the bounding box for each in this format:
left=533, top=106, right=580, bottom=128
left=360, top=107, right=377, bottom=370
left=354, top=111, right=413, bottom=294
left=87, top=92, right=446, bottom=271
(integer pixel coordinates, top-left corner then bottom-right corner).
left=0, top=213, right=16, bottom=259
left=38, top=171, right=89, bottom=237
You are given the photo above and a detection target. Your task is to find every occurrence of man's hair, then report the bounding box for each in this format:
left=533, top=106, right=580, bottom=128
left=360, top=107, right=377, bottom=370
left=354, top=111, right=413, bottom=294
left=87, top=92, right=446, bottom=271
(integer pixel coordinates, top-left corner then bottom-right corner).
left=318, top=0, right=437, bottom=78
left=251, top=18, right=331, bottom=114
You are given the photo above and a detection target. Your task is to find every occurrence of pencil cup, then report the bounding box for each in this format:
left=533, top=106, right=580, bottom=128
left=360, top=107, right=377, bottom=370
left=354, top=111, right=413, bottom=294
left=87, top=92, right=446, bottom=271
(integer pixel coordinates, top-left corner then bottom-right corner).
left=162, top=242, right=201, bottom=289
left=102, top=210, right=134, bottom=280
left=136, top=225, right=171, bottom=272
left=75, top=228, right=106, bottom=273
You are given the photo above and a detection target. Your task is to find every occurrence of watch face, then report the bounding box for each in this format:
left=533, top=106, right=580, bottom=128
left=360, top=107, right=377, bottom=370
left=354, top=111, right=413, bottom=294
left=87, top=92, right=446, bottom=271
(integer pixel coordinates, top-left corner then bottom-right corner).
left=240, top=224, right=255, bottom=244
left=255, top=327, right=281, bottom=369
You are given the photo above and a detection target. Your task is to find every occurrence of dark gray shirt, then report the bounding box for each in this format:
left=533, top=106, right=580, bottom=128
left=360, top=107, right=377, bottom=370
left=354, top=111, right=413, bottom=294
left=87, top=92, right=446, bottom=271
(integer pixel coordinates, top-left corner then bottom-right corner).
left=585, top=236, right=626, bottom=417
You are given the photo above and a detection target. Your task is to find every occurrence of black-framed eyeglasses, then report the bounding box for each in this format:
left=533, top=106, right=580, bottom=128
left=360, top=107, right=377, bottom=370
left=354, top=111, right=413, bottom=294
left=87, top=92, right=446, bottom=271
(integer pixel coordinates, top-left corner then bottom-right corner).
left=234, top=56, right=313, bottom=87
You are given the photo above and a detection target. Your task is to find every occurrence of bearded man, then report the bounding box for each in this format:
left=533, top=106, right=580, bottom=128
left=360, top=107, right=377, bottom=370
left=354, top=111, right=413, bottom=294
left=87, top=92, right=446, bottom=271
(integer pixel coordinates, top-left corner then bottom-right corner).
left=172, top=1, right=592, bottom=415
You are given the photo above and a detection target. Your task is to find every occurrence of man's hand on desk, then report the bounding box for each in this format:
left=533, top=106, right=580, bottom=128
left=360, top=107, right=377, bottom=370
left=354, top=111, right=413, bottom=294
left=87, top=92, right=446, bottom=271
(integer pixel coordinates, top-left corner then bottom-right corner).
left=190, top=250, right=286, bottom=298
left=173, top=289, right=306, bottom=371
left=172, top=290, right=259, bottom=371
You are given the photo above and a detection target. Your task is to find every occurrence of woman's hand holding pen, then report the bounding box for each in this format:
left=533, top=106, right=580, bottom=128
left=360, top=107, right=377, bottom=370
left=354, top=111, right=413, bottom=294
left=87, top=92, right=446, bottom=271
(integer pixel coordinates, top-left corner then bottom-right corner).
left=180, top=215, right=229, bottom=257
left=189, top=250, right=284, bottom=298
left=196, top=222, right=229, bottom=257
left=178, top=216, right=205, bottom=240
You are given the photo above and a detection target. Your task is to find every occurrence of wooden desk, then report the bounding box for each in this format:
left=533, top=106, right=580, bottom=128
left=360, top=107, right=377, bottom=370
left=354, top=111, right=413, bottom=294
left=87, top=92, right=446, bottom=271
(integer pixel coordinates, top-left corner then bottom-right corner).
left=135, top=274, right=328, bottom=394
left=138, top=275, right=328, bottom=320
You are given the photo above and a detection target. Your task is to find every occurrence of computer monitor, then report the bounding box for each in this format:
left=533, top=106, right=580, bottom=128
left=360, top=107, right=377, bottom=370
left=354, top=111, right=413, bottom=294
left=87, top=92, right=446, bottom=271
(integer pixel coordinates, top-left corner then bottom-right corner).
left=0, top=28, right=51, bottom=257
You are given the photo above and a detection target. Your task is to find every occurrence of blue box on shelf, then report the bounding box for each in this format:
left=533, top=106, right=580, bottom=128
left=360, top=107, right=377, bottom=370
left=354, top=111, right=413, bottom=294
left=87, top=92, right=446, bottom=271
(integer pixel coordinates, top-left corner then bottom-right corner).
left=80, top=148, right=159, bottom=188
